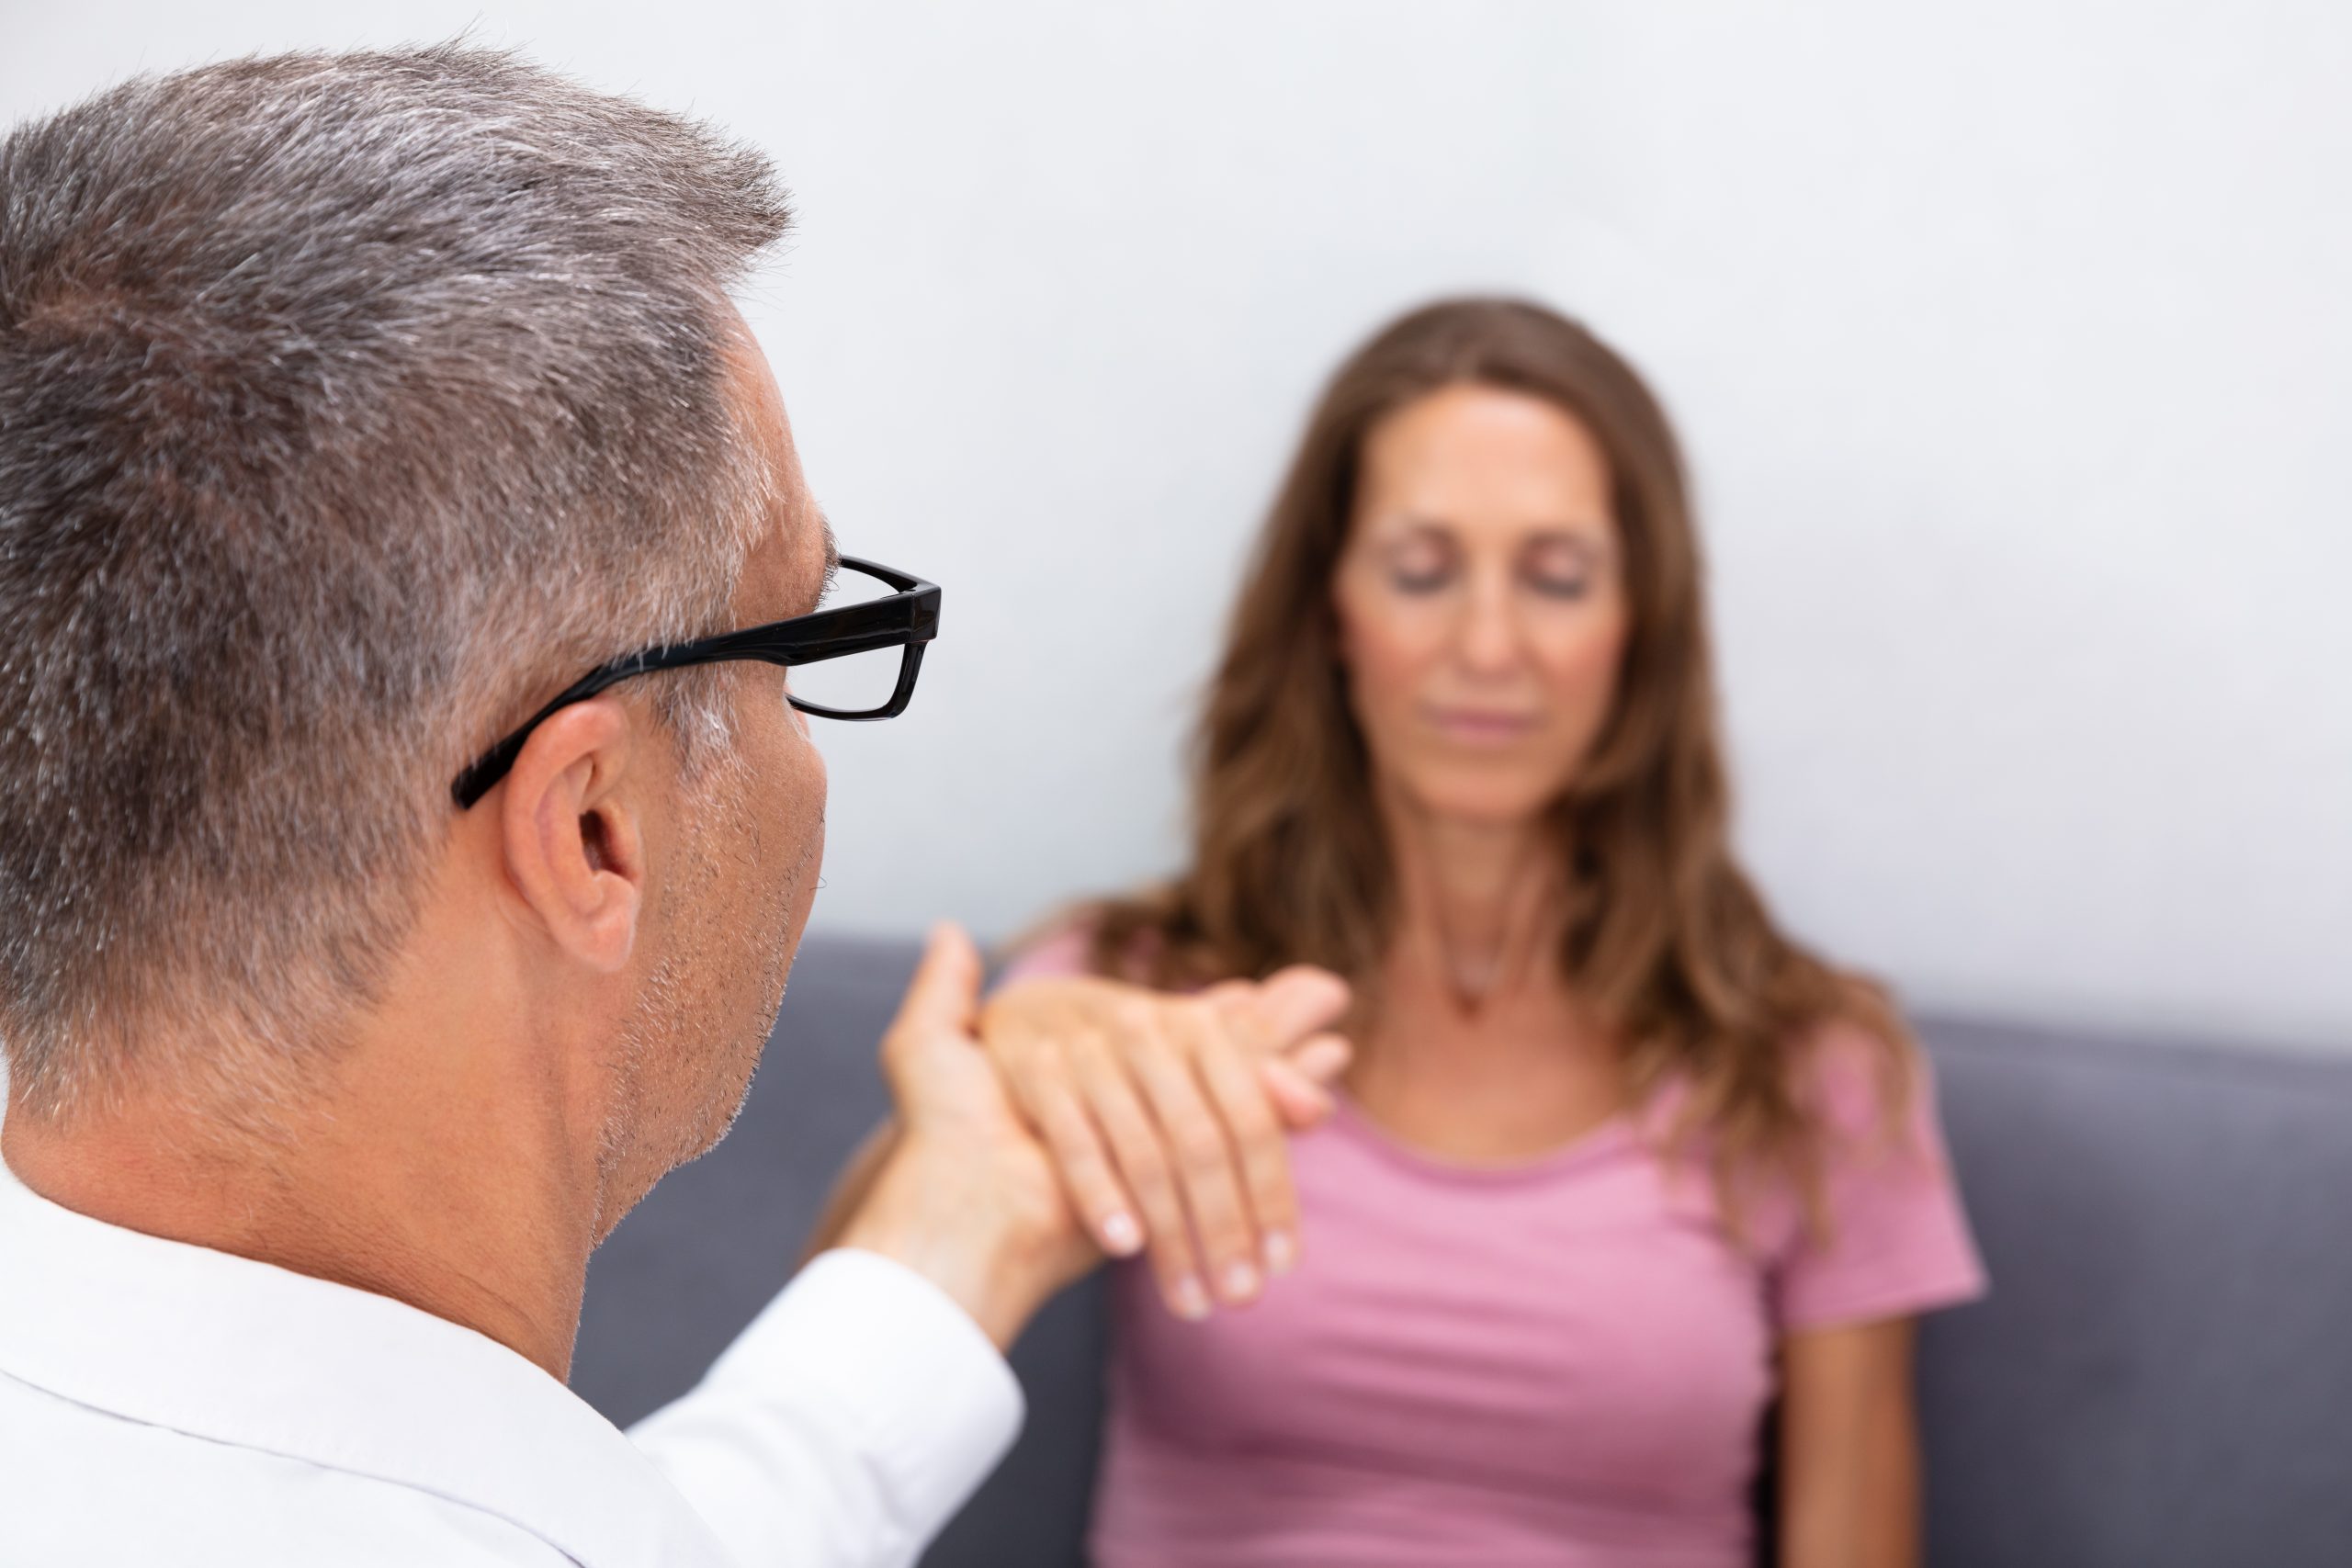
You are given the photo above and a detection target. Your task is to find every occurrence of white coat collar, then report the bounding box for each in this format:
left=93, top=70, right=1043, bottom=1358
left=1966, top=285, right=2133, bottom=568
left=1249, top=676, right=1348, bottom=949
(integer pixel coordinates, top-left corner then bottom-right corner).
left=0, top=1147, right=729, bottom=1568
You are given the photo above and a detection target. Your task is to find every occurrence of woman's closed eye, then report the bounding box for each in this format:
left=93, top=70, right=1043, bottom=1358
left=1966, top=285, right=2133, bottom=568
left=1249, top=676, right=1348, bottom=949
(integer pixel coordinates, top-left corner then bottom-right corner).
left=1525, top=567, right=1592, bottom=600
left=1523, top=535, right=1602, bottom=599
left=1386, top=537, right=1458, bottom=594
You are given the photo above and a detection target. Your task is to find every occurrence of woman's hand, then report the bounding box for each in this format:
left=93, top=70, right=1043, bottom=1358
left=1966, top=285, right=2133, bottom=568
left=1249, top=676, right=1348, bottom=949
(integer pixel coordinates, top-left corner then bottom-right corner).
left=822, top=925, right=1104, bottom=1349
left=977, top=967, right=1351, bottom=1320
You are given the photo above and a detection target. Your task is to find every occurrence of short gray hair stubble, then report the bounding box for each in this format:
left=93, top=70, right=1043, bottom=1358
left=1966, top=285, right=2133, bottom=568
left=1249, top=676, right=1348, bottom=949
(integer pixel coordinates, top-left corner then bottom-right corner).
left=0, top=44, right=793, bottom=1116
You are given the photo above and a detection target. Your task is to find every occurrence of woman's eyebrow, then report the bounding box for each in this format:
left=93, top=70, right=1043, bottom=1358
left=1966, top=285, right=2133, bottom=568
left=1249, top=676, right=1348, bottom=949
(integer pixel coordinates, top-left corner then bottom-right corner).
left=1527, top=525, right=1610, bottom=557
left=1385, top=513, right=1457, bottom=539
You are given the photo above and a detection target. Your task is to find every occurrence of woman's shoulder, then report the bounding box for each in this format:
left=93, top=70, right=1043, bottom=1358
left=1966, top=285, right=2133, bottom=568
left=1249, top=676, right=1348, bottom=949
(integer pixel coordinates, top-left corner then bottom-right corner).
left=1791, top=1016, right=1926, bottom=1149
left=1641, top=1016, right=1928, bottom=1168
left=996, top=904, right=1188, bottom=988
left=1766, top=1015, right=1988, bottom=1328
left=995, top=921, right=1099, bottom=985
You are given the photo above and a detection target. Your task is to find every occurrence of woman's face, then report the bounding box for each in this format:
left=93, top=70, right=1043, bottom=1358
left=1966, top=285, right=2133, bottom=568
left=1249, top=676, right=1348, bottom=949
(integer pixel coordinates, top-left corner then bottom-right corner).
left=1333, top=383, right=1631, bottom=827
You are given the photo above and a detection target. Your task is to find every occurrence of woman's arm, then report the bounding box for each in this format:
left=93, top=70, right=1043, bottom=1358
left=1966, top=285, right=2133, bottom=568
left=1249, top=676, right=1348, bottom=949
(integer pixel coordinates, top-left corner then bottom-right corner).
left=801, top=970, right=1353, bottom=1315
left=1777, top=1316, right=1922, bottom=1568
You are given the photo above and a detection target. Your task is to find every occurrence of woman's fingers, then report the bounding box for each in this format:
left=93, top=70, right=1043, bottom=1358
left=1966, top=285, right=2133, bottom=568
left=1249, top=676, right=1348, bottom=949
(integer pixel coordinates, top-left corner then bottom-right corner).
left=978, top=973, right=1343, bottom=1317
left=1192, top=1021, right=1303, bottom=1276
left=1131, top=1006, right=1263, bottom=1308
left=1073, top=1036, right=1212, bottom=1319
left=1020, top=1066, right=1145, bottom=1259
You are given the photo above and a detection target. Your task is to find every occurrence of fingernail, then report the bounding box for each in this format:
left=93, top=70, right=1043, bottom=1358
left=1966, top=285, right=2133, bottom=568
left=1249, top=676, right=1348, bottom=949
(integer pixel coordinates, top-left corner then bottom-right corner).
left=1264, top=1231, right=1296, bottom=1275
left=1221, top=1260, right=1261, bottom=1303
left=1295, top=1037, right=1351, bottom=1080
left=1171, top=1277, right=1212, bottom=1321
left=1102, top=1212, right=1142, bottom=1256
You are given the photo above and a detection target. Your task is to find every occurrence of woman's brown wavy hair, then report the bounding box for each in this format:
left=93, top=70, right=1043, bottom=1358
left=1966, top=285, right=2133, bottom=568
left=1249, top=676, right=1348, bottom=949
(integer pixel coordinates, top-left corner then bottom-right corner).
left=1085, top=297, right=1911, bottom=1221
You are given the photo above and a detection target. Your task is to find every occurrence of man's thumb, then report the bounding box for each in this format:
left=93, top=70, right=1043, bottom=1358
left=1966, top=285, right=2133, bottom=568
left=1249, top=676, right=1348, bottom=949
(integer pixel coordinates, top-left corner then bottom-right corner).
left=888, top=921, right=985, bottom=1045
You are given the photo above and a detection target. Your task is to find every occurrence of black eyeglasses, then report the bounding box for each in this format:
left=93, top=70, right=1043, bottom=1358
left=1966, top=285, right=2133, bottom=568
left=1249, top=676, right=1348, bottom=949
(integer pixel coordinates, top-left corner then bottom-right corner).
left=451, top=557, right=940, bottom=809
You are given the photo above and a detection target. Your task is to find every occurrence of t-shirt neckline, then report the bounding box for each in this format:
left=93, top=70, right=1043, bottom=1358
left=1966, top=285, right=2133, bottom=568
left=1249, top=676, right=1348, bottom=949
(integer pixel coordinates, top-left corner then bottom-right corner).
left=1323, top=1090, right=1638, bottom=1187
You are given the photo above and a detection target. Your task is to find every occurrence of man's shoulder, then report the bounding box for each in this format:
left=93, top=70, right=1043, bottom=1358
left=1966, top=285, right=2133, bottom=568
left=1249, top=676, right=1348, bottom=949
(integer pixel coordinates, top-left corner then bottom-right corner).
left=0, top=1372, right=571, bottom=1568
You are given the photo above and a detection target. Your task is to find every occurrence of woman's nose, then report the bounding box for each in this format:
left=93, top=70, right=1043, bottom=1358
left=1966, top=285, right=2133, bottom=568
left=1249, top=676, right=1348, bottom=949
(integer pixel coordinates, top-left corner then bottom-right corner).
left=1453, top=572, right=1525, bottom=676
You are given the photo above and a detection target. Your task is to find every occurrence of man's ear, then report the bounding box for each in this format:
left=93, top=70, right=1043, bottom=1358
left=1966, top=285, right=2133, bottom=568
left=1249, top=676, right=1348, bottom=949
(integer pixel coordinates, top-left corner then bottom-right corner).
left=494, top=697, right=647, bottom=973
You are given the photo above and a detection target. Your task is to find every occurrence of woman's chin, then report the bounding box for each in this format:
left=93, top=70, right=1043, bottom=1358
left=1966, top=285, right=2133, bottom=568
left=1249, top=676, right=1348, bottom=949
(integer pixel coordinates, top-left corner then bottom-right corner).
left=1389, top=768, right=1566, bottom=832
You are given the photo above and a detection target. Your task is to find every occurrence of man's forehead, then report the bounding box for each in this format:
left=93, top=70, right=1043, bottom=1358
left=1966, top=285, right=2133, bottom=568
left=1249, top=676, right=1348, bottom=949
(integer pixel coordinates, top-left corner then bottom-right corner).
left=740, top=468, right=835, bottom=623
left=724, top=328, right=837, bottom=618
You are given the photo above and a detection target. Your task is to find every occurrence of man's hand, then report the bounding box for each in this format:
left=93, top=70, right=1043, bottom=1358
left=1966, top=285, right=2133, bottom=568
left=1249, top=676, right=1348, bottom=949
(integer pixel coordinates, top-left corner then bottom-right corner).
left=977, top=966, right=1351, bottom=1321
left=834, top=924, right=1097, bottom=1349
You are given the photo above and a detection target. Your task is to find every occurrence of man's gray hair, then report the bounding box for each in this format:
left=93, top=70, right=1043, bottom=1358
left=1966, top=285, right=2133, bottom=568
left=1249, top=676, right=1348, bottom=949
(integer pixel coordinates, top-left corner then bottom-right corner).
left=0, top=45, right=792, bottom=1116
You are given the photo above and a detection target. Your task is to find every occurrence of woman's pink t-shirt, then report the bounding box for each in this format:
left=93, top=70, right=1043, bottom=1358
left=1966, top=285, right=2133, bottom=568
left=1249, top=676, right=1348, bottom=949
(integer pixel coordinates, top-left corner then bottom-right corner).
left=1000, top=935, right=1987, bottom=1567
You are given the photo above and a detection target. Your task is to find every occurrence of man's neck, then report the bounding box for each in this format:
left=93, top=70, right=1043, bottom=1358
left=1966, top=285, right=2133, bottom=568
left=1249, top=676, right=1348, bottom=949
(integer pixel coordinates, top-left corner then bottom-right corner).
left=2, top=1024, right=600, bottom=1382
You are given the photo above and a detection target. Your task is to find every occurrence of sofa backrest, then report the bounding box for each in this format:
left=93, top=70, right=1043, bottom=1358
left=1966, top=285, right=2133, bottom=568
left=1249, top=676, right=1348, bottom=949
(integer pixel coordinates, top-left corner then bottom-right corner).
left=1917, top=1013, right=2352, bottom=1564
left=571, top=934, right=2352, bottom=1568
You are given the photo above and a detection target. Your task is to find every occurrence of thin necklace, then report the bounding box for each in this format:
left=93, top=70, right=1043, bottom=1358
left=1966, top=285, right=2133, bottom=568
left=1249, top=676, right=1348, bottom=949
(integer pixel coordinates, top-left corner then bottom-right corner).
left=1423, top=840, right=1555, bottom=1015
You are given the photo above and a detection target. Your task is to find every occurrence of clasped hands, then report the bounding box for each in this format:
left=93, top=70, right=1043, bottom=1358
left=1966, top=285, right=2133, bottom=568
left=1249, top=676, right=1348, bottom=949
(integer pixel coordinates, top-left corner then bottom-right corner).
left=836, top=925, right=1352, bottom=1339
left=978, top=956, right=1354, bottom=1321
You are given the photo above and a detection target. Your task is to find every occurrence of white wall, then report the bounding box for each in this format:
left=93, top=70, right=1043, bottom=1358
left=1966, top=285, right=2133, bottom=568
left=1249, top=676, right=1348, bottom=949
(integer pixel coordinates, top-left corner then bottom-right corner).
left=6, top=2, right=2346, bottom=1049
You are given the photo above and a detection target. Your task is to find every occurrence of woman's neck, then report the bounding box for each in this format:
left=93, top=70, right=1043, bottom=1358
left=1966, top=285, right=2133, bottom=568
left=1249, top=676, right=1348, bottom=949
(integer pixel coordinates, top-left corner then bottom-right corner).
left=1378, top=780, right=1567, bottom=1013
left=1349, top=779, right=1623, bottom=1163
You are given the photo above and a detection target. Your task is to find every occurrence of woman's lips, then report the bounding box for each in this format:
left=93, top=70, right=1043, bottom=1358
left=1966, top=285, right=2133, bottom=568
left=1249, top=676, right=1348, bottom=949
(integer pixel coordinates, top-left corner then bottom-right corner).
left=1424, top=705, right=1540, bottom=744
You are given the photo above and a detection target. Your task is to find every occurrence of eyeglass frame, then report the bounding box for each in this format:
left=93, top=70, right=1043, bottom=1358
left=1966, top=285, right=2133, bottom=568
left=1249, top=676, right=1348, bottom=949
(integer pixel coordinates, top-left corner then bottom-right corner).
left=450, top=556, right=939, bottom=809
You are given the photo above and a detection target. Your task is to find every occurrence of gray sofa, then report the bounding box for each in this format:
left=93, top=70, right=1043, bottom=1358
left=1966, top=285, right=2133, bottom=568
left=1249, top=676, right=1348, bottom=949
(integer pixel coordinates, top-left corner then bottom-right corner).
left=571, top=935, right=2352, bottom=1567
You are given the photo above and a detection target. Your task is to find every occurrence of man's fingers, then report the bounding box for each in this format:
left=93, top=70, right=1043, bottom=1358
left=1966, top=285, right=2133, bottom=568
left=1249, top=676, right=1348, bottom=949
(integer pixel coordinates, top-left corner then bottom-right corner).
left=1206, top=965, right=1351, bottom=1059
left=1287, top=1032, right=1351, bottom=1085
left=887, top=922, right=985, bottom=1049
left=1258, top=1055, right=1336, bottom=1131
left=1255, top=966, right=1351, bottom=1046
left=1193, top=1029, right=1302, bottom=1276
